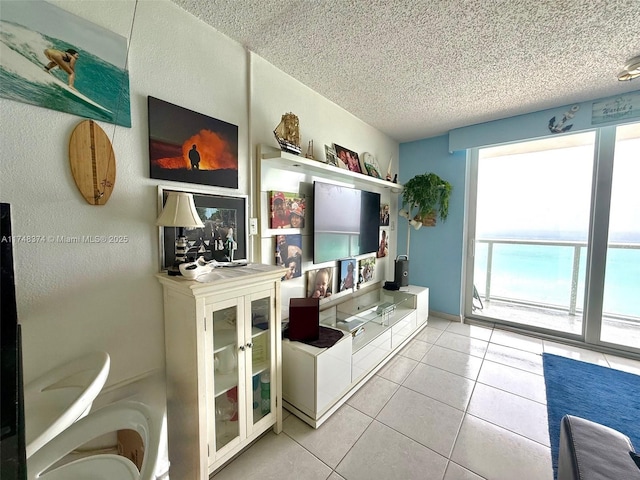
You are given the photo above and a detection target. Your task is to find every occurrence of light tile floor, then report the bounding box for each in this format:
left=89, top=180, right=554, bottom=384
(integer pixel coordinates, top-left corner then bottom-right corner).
left=211, top=316, right=640, bottom=480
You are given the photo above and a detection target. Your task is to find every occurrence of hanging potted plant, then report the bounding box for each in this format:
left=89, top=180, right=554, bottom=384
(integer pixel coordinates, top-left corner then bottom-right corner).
left=399, top=172, right=452, bottom=229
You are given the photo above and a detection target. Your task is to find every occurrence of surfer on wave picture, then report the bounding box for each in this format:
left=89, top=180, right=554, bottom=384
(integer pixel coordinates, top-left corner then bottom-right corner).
left=43, top=48, right=79, bottom=89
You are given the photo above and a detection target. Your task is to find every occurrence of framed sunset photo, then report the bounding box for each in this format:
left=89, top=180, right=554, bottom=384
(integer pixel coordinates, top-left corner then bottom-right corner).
left=148, top=96, right=239, bottom=189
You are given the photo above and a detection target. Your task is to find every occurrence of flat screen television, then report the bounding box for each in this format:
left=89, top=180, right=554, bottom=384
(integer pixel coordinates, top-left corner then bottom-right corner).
left=1, top=203, right=26, bottom=479
left=313, top=181, right=380, bottom=264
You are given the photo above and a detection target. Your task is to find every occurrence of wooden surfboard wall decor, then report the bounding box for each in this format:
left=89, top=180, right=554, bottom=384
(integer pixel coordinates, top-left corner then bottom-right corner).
left=69, top=120, right=116, bottom=205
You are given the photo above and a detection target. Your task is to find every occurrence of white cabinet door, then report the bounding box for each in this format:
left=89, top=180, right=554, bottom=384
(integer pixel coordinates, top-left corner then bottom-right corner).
left=205, top=296, right=244, bottom=462
left=204, top=286, right=277, bottom=465
left=243, top=288, right=276, bottom=436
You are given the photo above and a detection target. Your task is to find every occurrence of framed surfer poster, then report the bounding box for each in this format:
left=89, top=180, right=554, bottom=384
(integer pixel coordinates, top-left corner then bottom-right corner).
left=157, top=186, right=247, bottom=271
left=0, top=0, right=131, bottom=127
left=148, top=97, right=239, bottom=189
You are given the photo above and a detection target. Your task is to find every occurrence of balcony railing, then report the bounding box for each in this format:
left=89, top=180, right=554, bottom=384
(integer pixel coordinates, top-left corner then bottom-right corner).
left=475, top=238, right=640, bottom=322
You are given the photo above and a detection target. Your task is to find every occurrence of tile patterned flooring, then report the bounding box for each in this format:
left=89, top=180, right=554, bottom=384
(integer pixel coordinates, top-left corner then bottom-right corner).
left=211, top=316, right=640, bottom=480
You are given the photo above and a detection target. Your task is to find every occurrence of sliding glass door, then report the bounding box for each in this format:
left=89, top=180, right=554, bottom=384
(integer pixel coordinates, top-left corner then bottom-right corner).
left=599, top=124, right=640, bottom=348
left=466, top=122, right=640, bottom=355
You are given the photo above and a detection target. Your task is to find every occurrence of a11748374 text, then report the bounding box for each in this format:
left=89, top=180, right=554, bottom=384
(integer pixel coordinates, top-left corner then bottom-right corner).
left=1, top=235, right=129, bottom=244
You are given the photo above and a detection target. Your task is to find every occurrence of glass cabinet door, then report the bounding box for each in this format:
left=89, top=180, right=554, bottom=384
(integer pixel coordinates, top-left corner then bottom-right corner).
left=247, top=293, right=273, bottom=428
left=209, top=300, right=241, bottom=453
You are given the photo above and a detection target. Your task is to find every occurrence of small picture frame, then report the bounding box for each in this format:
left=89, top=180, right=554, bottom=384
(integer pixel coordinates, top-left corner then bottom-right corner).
left=334, top=144, right=362, bottom=174
left=376, top=228, right=388, bottom=258
left=361, top=152, right=381, bottom=179
left=324, top=144, right=338, bottom=166
left=339, top=259, right=357, bottom=292
left=380, top=204, right=390, bottom=226
left=306, top=266, right=334, bottom=299
left=275, top=234, right=302, bottom=281
left=359, top=257, right=376, bottom=285
left=269, top=191, right=306, bottom=229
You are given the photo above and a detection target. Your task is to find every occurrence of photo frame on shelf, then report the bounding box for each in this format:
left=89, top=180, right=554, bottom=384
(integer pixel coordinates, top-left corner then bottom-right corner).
left=324, top=144, right=338, bottom=167
left=148, top=96, right=238, bottom=188
left=157, top=186, right=247, bottom=271
left=339, top=259, right=357, bottom=292
left=306, top=266, right=334, bottom=299
left=334, top=144, right=362, bottom=174
left=361, top=152, right=382, bottom=178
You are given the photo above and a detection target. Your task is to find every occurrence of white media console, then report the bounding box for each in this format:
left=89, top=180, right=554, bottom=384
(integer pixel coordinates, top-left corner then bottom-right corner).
left=282, top=285, right=428, bottom=427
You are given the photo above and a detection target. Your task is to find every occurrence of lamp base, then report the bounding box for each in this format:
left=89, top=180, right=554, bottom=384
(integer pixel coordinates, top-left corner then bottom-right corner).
left=167, top=265, right=182, bottom=276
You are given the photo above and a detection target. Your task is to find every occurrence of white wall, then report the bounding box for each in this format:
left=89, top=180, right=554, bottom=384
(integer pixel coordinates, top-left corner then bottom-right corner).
left=0, top=0, right=398, bottom=393
left=251, top=54, right=398, bottom=171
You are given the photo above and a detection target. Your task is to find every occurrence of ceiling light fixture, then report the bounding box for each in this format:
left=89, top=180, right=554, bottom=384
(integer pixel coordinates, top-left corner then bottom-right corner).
left=618, top=55, right=640, bottom=81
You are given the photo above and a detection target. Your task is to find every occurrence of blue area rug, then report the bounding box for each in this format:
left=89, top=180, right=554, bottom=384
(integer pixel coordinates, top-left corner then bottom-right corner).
left=543, top=353, right=640, bottom=478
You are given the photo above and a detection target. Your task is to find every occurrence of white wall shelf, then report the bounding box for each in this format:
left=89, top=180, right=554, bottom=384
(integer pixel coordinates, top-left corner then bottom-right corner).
left=261, top=146, right=403, bottom=193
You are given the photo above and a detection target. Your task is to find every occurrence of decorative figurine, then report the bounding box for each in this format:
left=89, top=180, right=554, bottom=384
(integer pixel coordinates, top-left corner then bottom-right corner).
left=548, top=105, right=579, bottom=134
left=305, top=140, right=315, bottom=160
left=274, top=112, right=301, bottom=155
left=386, top=156, right=393, bottom=182
left=226, top=227, right=237, bottom=261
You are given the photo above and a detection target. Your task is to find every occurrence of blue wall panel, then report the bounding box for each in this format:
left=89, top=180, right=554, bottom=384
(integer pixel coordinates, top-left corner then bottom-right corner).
left=399, top=135, right=466, bottom=316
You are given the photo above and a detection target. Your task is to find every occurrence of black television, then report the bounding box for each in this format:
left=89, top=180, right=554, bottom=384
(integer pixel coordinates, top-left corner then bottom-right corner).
left=1, top=203, right=26, bottom=479
left=313, top=181, right=380, bottom=264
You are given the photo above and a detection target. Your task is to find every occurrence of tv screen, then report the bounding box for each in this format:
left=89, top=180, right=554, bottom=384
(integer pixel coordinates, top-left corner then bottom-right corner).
left=313, top=181, right=380, bottom=264
left=1, top=203, right=26, bottom=478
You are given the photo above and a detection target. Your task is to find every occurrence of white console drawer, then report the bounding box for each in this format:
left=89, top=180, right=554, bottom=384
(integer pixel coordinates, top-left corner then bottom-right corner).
left=392, top=311, right=416, bottom=349
left=282, top=331, right=351, bottom=418
left=352, top=330, right=391, bottom=382
left=316, top=334, right=352, bottom=414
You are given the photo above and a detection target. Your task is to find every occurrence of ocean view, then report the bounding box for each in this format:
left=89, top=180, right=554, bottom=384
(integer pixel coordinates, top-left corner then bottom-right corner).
left=474, top=241, right=640, bottom=318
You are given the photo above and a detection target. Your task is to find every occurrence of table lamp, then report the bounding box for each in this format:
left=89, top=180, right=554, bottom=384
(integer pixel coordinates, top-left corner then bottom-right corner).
left=156, top=191, right=204, bottom=275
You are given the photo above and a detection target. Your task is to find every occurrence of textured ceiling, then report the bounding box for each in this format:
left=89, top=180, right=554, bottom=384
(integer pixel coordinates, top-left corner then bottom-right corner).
left=170, top=0, right=640, bottom=142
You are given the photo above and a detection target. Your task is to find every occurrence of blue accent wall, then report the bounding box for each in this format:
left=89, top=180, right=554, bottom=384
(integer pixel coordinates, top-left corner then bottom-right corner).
left=398, top=135, right=466, bottom=315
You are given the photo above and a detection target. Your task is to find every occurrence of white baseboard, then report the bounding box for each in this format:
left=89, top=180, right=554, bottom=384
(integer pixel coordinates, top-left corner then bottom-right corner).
left=429, top=310, right=461, bottom=322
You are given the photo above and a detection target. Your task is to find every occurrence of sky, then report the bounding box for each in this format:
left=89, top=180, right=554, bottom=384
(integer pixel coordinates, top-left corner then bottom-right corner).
left=476, top=125, right=640, bottom=241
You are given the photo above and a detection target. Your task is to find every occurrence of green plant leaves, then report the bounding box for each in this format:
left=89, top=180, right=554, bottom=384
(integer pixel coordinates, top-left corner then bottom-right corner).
left=401, top=173, right=452, bottom=222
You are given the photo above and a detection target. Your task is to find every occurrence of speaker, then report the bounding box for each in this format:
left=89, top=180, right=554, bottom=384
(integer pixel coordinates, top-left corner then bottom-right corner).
left=288, top=298, right=320, bottom=342
left=394, top=255, right=409, bottom=287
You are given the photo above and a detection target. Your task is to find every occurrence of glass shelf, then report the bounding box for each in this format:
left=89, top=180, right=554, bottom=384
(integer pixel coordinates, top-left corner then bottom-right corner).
left=213, top=330, right=236, bottom=353
left=336, top=290, right=414, bottom=326
left=324, top=289, right=415, bottom=354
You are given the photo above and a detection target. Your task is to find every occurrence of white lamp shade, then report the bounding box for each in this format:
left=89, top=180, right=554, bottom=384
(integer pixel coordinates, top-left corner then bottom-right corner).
left=156, top=192, right=204, bottom=228
left=399, top=209, right=410, bottom=218
left=410, top=219, right=422, bottom=230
